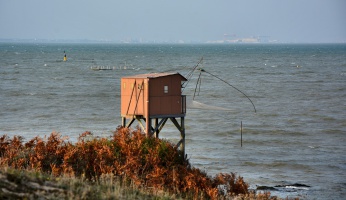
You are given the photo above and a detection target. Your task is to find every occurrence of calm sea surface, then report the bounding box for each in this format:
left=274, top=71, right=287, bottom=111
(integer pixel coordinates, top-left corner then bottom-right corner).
left=1, top=43, right=345, bottom=199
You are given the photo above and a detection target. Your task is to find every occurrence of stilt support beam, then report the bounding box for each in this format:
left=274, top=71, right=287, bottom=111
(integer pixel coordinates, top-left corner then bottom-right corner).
left=121, top=115, right=186, bottom=155
left=170, top=117, right=185, bottom=154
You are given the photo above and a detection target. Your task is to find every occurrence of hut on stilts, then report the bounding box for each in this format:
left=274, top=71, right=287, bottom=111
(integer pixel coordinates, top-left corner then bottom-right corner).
left=121, top=72, right=187, bottom=154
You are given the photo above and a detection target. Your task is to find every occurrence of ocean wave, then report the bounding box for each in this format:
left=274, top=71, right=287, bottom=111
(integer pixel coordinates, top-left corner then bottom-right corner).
left=90, top=66, right=140, bottom=71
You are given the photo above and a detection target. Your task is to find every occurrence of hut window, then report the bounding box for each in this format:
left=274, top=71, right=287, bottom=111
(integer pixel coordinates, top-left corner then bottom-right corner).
left=164, top=85, right=168, bottom=93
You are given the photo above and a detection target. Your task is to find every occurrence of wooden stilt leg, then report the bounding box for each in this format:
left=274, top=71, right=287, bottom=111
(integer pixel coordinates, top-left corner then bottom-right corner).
left=154, top=118, right=159, bottom=138
left=170, top=117, right=185, bottom=155
left=146, top=117, right=151, bottom=137
left=181, top=117, right=185, bottom=154
left=122, top=117, right=126, bottom=127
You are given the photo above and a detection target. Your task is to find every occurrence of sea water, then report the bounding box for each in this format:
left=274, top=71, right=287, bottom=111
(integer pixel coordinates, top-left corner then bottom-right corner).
left=1, top=43, right=345, bottom=199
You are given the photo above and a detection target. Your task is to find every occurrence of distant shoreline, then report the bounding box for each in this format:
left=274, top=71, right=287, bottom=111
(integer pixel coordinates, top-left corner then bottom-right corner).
left=1, top=38, right=345, bottom=45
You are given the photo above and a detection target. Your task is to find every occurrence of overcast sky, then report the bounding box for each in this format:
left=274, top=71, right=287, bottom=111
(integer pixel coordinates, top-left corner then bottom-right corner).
left=0, top=0, right=345, bottom=43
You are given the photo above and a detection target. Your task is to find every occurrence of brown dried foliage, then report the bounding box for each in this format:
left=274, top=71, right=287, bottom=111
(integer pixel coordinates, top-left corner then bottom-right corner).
left=0, top=127, right=251, bottom=199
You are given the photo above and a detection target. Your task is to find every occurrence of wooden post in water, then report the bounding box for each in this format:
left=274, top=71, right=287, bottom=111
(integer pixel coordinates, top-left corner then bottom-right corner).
left=241, top=121, right=243, bottom=147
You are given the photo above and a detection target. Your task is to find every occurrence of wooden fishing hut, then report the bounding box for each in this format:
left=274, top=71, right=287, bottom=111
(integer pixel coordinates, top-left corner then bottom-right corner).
left=121, top=72, right=187, bottom=153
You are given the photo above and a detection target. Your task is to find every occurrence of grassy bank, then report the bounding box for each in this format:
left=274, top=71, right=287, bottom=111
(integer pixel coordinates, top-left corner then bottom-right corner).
left=0, top=127, right=274, bottom=199
left=0, top=166, right=178, bottom=199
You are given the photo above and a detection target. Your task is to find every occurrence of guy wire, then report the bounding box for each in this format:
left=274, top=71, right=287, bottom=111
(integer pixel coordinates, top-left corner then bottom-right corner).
left=198, top=68, right=257, bottom=113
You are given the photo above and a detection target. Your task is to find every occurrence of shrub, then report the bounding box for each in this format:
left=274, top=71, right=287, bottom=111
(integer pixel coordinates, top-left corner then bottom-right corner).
left=0, top=127, right=251, bottom=199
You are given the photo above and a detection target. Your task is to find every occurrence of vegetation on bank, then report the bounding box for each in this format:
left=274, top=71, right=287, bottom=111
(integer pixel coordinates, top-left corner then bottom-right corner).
left=0, top=127, right=274, bottom=199
left=0, top=166, right=175, bottom=199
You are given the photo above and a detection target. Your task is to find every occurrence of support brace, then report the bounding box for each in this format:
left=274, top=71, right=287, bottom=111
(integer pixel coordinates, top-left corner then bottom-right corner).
left=121, top=116, right=185, bottom=154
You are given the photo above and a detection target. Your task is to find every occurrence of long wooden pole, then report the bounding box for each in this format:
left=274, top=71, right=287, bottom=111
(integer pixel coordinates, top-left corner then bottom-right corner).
left=241, top=121, right=243, bottom=147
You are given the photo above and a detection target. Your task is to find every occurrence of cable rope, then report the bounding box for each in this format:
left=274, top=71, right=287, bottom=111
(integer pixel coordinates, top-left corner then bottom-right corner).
left=197, top=68, right=257, bottom=113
